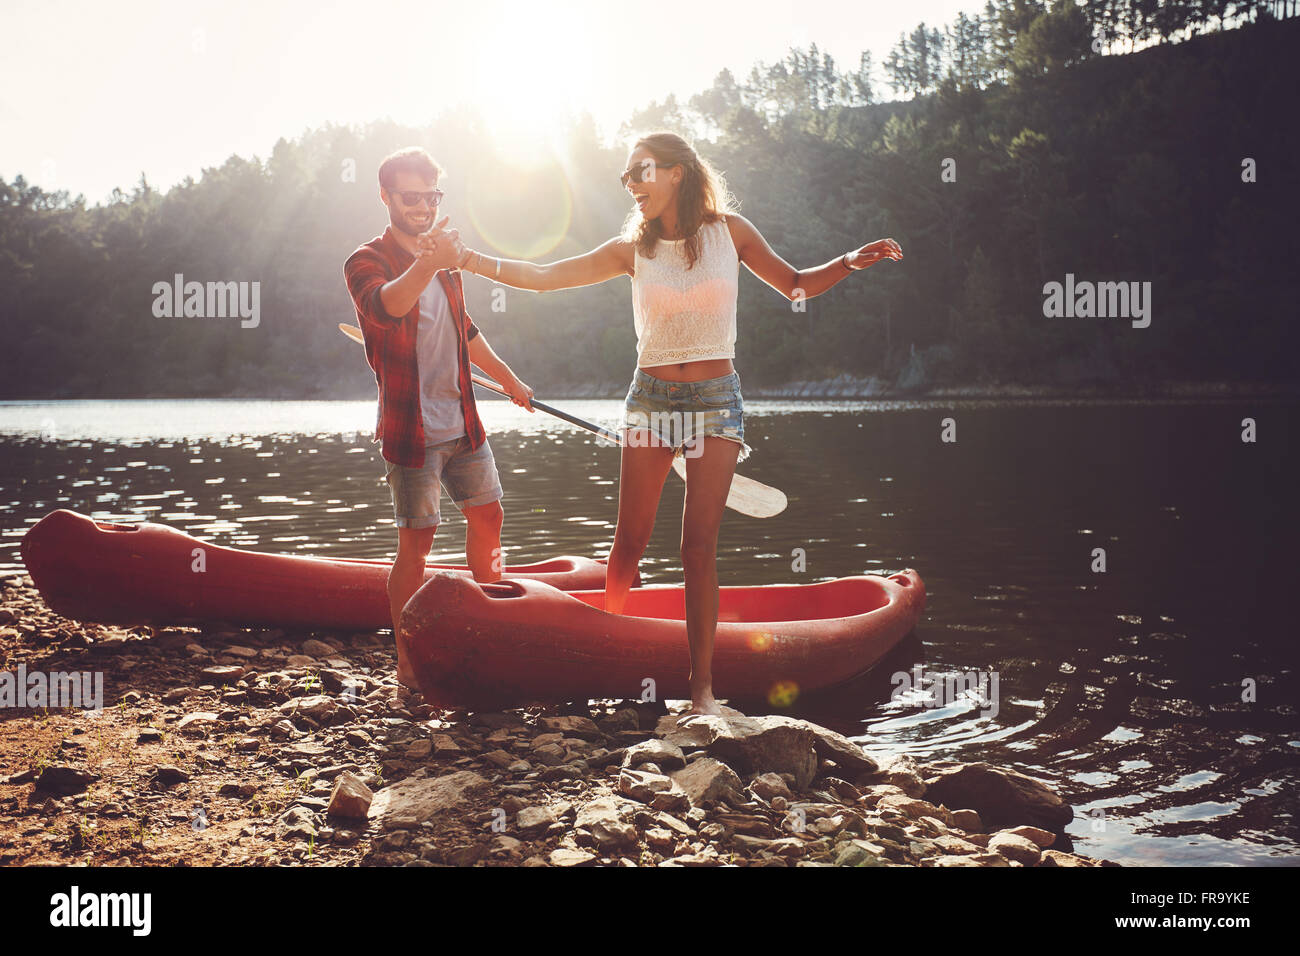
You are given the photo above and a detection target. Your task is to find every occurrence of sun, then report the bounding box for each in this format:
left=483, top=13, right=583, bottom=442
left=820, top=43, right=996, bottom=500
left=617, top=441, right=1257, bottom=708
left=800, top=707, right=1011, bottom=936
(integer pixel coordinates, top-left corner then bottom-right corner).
left=468, top=6, right=595, bottom=162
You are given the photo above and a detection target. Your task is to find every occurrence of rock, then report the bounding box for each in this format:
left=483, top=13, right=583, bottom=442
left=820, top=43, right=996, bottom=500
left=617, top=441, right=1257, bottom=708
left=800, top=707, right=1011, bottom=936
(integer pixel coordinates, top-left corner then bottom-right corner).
left=921, top=762, right=1073, bottom=832
left=670, top=757, right=743, bottom=809
left=643, top=828, right=675, bottom=853
left=300, top=639, right=336, bottom=657
left=177, top=712, right=219, bottom=735
left=933, top=834, right=983, bottom=855
left=950, top=808, right=983, bottom=832
left=153, top=766, right=189, bottom=788
left=575, top=796, right=640, bottom=850
left=776, top=718, right=879, bottom=777
left=731, top=835, right=807, bottom=859
left=1000, top=825, right=1057, bottom=848
left=1041, top=850, right=1096, bottom=867
left=835, top=840, right=889, bottom=867
left=618, top=769, right=674, bottom=803
left=136, top=728, right=164, bottom=744
left=469, top=712, right=526, bottom=730
left=286, top=655, right=315, bottom=668
left=404, top=739, right=432, bottom=759
left=368, top=771, right=490, bottom=829
left=35, top=765, right=98, bottom=794
left=549, top=848, right=597, bottom=867
left=327, top=772, right=373, bottom=819
left=274, top=806, right=318, bottom=840
left=537, top=716, right=603, bottom=740
left=491, top=835, right=524, bottom=857
left=931, top=854, right=984, bottom=867
left=278, top=695, right=338, bottom=723
left=200, top=665, right=245, bottom=685
left=987, top=832, right=1043, bottom=866
left=600, top=708, right=640, bottom=733
left=531, top=743, right=565, bottom=766
left=674, top=714, right=818, bottom=790
left=622, top=738, right=686, bottom=771
left=431, top=734, right=462, bottom=755
left=650, top=788, right=691, bottom=813
left=516, top=806, right=556, bottom=833
left=748, top=775, right=795, bottom=806
left=867, top=752, right=926, bottom=796
left=222, top=645, right=258, bottom=659
left=876, top=794, right=950, bottom=824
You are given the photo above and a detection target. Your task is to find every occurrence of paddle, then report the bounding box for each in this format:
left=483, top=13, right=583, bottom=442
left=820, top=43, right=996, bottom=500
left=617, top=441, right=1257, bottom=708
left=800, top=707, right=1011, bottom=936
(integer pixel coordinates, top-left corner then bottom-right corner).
left=338, top=322, right=787, bottom=518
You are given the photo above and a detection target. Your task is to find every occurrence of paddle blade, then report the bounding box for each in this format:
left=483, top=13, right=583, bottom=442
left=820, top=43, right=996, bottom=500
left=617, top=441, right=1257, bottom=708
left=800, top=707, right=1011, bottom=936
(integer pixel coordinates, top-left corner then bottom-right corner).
left=671, top=457, right=787, bottom=518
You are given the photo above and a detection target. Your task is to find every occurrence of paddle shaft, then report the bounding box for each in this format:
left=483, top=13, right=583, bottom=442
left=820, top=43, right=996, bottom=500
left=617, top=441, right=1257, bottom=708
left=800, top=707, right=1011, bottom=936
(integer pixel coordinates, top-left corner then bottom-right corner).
left=468, top=374, right=625, bottom=446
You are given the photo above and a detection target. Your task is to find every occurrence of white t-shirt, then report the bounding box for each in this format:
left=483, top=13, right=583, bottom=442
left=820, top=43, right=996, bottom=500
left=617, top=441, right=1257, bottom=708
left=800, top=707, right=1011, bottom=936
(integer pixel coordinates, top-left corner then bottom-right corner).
left=416, top=279, right=466, bottom=445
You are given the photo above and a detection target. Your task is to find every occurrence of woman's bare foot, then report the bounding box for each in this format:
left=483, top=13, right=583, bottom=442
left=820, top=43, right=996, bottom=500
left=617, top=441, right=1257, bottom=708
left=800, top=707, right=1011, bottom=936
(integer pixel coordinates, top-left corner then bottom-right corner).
left=682, top=689, right=723, bottom=717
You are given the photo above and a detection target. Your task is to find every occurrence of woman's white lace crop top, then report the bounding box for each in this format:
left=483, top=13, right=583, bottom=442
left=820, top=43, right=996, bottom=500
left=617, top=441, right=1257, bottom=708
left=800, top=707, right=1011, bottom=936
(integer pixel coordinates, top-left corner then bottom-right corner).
left=631, top=217, right=738, bottom=366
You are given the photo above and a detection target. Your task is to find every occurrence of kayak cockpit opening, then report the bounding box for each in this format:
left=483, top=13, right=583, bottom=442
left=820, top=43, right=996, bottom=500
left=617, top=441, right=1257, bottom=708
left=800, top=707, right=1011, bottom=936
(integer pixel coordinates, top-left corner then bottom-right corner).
left=564, top=578, right=891, bottom=622
left=479, top=581, right=527, bottom=599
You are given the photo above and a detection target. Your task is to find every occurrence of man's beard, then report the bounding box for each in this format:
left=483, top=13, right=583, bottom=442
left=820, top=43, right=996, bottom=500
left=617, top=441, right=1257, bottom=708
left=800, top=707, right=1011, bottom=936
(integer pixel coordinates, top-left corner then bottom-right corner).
left=391, top=211, right=427, bottom=237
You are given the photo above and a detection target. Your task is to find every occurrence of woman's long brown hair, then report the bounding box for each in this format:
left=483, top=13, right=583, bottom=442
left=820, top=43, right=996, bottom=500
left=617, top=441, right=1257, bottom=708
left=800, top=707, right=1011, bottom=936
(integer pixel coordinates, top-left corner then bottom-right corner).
left=621, top=132, right=738, bottom=269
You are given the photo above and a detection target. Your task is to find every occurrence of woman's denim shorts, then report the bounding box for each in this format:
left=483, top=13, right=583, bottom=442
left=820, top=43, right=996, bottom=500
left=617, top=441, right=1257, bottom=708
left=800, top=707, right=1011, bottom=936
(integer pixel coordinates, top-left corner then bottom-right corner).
left=622, top=368, right=752, bottom=463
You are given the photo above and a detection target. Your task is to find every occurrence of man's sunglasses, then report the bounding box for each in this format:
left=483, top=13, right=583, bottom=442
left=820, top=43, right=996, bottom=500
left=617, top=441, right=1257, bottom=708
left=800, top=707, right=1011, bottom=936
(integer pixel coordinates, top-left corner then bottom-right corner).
left=391, top=189, right=444, bottom=207
left=620, top=162, right=676, bottom=188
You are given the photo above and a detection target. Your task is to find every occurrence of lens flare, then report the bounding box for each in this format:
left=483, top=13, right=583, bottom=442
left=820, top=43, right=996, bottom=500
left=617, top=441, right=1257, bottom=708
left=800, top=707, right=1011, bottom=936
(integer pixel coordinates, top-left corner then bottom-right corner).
left=768, top=680, right=800, bottom=708
left=466, top=150, right=572, bottom=261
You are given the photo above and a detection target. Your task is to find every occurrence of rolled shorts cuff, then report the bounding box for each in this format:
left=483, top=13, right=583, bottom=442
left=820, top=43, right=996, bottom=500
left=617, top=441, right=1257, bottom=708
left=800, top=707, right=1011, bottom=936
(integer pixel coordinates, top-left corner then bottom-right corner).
left=454, top=486, right=503, bottom=510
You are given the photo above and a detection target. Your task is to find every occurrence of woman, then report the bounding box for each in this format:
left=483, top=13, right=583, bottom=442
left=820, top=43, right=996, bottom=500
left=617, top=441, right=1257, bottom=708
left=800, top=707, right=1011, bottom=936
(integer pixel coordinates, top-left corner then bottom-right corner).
left=435, top=132, right=901, bottom=716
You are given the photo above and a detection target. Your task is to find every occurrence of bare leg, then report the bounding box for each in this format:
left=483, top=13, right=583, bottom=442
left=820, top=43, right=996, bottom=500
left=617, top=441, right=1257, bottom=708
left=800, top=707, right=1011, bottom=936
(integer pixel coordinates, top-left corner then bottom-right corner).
left=389, top=525, right=437, bottom=688
left=605, top=428, right=675, bottom=614
left=680, top=437, right=740, bottom=716
left=463, top=499, right=505, bottom=583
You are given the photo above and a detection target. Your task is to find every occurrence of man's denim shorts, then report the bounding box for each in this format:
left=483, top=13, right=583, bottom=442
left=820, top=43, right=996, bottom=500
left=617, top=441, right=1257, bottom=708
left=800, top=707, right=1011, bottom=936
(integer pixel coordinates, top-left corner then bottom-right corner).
left=622, top=368, right=752, bottom=462
left=383, top=435, right=503, bottom=529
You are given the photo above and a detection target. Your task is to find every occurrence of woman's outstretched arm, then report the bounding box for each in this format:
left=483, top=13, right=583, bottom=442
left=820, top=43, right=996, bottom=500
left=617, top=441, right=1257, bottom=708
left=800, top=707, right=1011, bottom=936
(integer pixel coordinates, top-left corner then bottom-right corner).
left=726, top=214, right=902, bottom=302
left=439, top=236, right=634, bottom=292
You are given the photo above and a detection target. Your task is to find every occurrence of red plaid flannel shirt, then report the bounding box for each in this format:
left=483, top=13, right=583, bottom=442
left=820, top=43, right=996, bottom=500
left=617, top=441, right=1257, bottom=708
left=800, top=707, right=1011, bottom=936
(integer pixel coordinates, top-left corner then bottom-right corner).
left=343, top=225, right=486, bottom=468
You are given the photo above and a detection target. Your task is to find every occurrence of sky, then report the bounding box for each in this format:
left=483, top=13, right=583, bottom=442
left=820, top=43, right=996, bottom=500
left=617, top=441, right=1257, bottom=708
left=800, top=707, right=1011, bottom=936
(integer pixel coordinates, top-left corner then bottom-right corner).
left=1, top=0, right=983, bottom=204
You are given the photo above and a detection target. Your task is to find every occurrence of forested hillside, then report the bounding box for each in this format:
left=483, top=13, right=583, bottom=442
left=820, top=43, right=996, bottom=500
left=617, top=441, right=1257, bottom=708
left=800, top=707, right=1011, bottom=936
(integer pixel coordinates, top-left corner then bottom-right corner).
left=2, top=1, right=1296, bottom=398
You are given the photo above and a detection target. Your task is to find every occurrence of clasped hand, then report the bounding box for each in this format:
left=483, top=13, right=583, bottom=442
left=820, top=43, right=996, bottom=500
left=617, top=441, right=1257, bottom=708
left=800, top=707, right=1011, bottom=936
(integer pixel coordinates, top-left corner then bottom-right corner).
left=414, top=216, right=469, bottom=271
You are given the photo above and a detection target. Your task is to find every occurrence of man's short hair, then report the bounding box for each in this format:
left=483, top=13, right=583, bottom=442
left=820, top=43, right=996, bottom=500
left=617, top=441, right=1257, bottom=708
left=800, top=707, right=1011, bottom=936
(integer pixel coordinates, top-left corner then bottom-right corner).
left=378, top=147, right=443, bottom=190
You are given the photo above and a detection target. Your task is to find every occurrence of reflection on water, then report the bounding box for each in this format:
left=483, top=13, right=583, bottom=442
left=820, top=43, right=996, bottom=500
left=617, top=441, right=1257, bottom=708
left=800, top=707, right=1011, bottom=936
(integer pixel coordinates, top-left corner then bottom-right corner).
left=1, top=396, right=1298, bottom=866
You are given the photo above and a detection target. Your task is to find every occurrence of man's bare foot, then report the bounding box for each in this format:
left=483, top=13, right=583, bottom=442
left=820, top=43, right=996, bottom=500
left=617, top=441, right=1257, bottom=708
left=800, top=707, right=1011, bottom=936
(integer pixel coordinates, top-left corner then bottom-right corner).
left=395, top=650, right=419, bottom=690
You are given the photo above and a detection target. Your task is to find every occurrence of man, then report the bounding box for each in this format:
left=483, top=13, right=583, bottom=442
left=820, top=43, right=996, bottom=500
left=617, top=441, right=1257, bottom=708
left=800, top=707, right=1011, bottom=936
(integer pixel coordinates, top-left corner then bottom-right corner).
left=343, top=146, right=534, bottom=687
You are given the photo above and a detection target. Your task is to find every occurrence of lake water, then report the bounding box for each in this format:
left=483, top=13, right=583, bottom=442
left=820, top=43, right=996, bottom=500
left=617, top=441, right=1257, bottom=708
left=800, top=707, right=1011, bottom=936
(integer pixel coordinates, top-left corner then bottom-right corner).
left=1, top=397, right=1297, bottom=866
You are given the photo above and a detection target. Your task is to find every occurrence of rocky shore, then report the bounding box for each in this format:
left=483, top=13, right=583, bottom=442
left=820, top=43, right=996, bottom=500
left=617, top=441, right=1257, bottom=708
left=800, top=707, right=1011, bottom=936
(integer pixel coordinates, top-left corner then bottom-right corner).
left=0, top=572, right=1109, bottom=868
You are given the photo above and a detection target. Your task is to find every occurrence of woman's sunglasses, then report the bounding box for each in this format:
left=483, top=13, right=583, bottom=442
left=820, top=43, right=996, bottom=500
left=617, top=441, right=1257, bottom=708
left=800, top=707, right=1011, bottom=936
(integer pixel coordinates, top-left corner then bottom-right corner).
left=620, top=162, right=676, bottom=188
left=392, top=189, right=444, bottom=207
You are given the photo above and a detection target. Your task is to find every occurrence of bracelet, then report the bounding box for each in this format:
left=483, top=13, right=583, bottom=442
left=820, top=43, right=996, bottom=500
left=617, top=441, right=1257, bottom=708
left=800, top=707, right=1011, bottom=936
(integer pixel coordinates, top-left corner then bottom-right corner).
left=494, top=257, right=501, bottom=279
left=842, top=252, right=864, bottom=271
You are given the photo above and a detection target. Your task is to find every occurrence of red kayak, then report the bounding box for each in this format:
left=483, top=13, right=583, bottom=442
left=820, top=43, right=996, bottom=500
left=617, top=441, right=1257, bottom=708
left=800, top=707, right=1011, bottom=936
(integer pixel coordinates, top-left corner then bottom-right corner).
left=400, top=570, right=925, bottom=708
left=20, top=509, right=619, bottom=630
